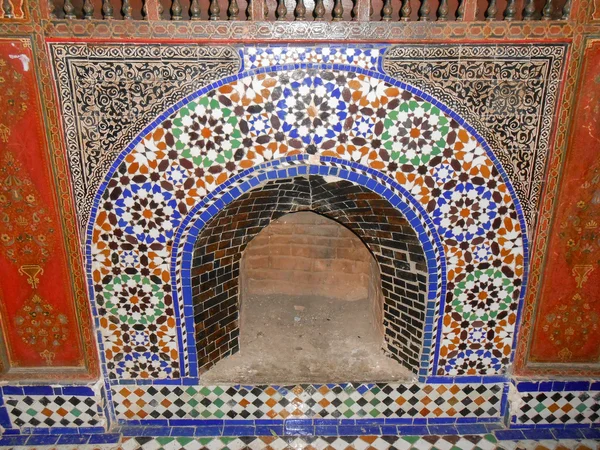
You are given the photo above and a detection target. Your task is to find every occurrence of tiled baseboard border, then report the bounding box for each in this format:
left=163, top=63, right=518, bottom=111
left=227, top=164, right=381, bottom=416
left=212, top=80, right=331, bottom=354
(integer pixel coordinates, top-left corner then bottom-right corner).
left=109, top=382, right=506, bottom=422
left=0, top=378, right=597, bottom=440
left=510, top=379, right=600, bottom=428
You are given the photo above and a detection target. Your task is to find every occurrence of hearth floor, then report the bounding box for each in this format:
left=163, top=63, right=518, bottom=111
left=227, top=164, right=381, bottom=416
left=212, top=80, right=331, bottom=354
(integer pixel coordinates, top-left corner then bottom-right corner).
left=201, top=293, right=414, bottom=385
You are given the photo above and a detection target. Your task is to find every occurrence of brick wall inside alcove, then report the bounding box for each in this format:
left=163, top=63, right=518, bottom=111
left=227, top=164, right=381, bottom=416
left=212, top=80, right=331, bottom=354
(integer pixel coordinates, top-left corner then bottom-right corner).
left=191, top=174, right=429, bottom=376
left=239, top=211, right=386, bottom=360
left=241, top=211, right=377, bottom=301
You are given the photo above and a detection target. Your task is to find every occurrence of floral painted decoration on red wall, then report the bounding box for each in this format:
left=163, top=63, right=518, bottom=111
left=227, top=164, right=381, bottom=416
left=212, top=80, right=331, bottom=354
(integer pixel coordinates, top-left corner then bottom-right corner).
left=0, top=39, right=94, bottom=375
left=529, top=40, right=600, bottom=364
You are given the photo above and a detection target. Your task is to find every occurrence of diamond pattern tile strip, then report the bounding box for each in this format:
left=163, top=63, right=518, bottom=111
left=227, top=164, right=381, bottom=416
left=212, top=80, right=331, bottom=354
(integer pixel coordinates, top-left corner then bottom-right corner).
left=515, top=390, right=600, bottom=425
left=117, top=435, right=600, bottom=450
left=111, top=383, right=503, bottom=421
left=4, top=395, right=106, bottom=428
left=0, top=435, right=597, bottom=450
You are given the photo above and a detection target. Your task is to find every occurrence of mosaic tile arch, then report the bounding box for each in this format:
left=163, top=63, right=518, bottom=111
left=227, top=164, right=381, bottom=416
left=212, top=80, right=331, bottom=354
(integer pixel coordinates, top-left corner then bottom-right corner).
left=49, top=43, right=241, bottom=228
left=382, top=44, right=567, bottom=233
left=88, top=51, right=528, bottom=381
left=49, top=43, right=566, bottom=236
left=173, top=157, right=446, bottom=379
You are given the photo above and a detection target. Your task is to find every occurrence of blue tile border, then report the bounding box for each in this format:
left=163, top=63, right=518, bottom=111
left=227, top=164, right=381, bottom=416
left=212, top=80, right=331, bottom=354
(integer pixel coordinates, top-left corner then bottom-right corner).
left=110, top=422, right=510, bottom=437
left=173, top=157, right=446, bottom=381
left=23, top=435, right=60, bottom=446
left=0, top=421, right=597, bottom=440
left=56, top=434, right=91, bottom=445
left=0, top=378, right=597, bottom=436
left=494, top=429, right=527, bottom=440
left=580, top=428, right=600, bottom=439
left=87, top=433, right=122, bottom=444
left=109, top=375, right=512, bottom=386
left=513, top=379, right=600, bottom=392
left=0, top=436, right=29, bottom=446
left=551, top=428, right=586, bottom=439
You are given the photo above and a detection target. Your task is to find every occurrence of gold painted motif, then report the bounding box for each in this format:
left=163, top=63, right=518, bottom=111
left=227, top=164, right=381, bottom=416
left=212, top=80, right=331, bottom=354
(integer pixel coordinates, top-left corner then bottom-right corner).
left=542, top=292, right=599, bottom=361
left=558, top=157, right=600, bottom=277
left=17, top=264, right=44, bottom=289
left=572, top=264, right=594, bottom=288
left=14, top=294, right=69, bottom=365
left=0, top=57, right=28, bottom=142
left=0, top=152, right=55, bottom=277
left=542, top=157, right=600, bottom=359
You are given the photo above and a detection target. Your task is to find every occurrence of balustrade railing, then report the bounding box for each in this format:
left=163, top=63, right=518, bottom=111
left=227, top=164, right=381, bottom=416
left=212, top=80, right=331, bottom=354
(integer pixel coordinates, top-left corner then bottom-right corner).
left=45, top=0, right=571, bottom=21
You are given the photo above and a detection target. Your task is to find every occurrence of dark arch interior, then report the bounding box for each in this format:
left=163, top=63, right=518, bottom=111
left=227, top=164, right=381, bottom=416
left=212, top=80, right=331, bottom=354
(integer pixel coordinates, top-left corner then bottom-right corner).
left=206, top=210, right=409, bottom=384
left=191, top=174, right=429, bottom=382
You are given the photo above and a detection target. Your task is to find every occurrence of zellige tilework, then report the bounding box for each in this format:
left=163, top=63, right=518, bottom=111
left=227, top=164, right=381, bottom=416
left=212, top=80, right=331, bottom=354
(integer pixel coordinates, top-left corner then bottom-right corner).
left=4, top=0, right=600, bottom=440
left=89, top=57, right=527, bottom=379
left=4, top=394, right=106, bottom=429
left=117, top=435, right=600, bottom=450
left=0, top=433, right=598, bottom=449
left=111, top=383, right=504, bottom=421
left=514, top=390, right=600, bottom=426
left=383, top=44, right=566, bottom=233
left=243, top=45, right=383, bottom=70
left=49, top=44, right=240, bottom=231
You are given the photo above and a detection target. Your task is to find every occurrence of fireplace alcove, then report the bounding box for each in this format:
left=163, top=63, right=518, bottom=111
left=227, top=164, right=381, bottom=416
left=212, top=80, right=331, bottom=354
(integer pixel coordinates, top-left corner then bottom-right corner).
left=191, top=174, right=430, bottom=384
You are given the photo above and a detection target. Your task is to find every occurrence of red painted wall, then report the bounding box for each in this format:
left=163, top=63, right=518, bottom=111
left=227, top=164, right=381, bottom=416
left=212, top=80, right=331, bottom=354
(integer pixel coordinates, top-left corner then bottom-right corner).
left=0, top=39, right=93, bottom=373
left=528, top=40, right=600, bottom=364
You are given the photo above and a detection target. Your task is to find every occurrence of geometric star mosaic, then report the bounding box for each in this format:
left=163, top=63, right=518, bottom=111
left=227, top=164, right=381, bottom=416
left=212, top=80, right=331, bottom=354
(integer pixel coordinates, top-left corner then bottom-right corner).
left=49, top=44, right=240, bottom=227
left=90, top=49, right=527, bottom=380
left=383, top=44, right=566, bottom=231
left=243, top=45, right=383, bottom=70
left=50, top=43, right=566, bottom=239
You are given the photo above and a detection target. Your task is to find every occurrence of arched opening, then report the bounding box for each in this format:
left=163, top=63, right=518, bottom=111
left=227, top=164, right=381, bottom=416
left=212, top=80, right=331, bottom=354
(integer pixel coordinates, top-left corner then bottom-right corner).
left=200, top=211, right=409, bottom=384
left=191, top=174, right=429, bottom=383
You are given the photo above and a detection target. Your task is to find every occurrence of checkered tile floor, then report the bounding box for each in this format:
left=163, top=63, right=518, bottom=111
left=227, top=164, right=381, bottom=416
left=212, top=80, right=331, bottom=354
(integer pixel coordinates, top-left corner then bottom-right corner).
left=2, top=435, right=598, bottom=449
